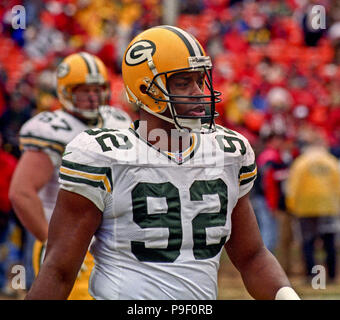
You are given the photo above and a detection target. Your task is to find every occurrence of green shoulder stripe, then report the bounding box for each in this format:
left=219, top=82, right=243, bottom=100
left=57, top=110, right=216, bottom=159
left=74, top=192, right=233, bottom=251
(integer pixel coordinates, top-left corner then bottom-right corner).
left=60, top=173, right=108, bottom=191
left=20, top=135, right=65, bottom=155
left=239, top=162, right=257, bottom=175
left=60, top=159, right=113, bottom=193
left=239, top=162, right=257, bottom=186
left=239, top=175, right=256, bottom=186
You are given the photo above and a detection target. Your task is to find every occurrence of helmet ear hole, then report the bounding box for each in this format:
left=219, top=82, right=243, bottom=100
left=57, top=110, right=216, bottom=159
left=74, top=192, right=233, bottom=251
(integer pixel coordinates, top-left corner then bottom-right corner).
left=140, top=84, right=148, bottom=94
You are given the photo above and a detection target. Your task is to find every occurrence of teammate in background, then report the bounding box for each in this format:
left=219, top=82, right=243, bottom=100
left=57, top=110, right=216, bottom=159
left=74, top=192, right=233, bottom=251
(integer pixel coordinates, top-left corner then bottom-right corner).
left=9, top=52, right=131, bottom=299
left=25, top=26, right=299, bottom=300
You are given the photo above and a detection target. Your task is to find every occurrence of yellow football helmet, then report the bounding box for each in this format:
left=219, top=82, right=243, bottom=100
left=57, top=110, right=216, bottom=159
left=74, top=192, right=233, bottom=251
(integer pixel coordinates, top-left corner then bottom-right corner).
left=57, top=52, right=110, bottom=120
left=122, top=25, right=221, bottom=131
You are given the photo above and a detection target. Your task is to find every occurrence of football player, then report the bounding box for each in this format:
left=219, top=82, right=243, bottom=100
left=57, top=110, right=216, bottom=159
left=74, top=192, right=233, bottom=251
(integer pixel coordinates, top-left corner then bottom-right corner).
left=9, top=52, right=131, bottom=299
left=25, top=26, right=299, bottom=300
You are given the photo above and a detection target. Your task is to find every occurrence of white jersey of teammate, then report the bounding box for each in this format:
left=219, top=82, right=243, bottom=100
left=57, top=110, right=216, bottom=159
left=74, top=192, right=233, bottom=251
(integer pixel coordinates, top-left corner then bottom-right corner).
left=59, top=121, right=257, bottom=300
left=19, top=105, right=132, bottom=222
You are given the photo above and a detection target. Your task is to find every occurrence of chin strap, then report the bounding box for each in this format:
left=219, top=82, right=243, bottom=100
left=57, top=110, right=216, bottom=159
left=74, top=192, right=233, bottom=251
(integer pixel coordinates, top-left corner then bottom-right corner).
left=143, top=103, right=202, bottom=131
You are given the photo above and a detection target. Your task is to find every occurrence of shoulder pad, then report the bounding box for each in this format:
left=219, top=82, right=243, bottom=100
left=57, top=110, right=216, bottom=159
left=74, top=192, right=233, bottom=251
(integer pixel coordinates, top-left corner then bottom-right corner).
left=19, top=110, right=87, bottom=154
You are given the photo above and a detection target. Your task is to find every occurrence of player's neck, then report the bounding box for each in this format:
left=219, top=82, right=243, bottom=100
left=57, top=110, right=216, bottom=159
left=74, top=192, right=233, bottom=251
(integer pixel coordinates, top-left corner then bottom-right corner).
left=138, top=110, right=191, bottom=153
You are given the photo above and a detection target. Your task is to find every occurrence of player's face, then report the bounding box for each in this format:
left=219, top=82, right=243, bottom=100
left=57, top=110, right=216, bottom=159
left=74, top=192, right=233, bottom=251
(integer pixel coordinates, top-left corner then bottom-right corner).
left=167, top=71, right=206, bottom=117
left=72, top=84, right=104, bottom=111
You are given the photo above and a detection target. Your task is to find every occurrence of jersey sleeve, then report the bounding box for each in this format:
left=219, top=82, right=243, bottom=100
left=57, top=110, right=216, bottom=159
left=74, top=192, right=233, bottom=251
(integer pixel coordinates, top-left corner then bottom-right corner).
left=238, top=137, right=257, bottom=198
left=19, top=113, right=65, bottom=166
left=59, top=132, right=113, bottom=212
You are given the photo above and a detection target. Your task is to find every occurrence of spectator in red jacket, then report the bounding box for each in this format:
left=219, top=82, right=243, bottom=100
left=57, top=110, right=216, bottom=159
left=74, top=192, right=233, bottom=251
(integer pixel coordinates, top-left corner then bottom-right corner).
left=0, top=131, right=18, bottom=294
left=0, top=132, right=17, bottom=218
left=252, top=122, right=294, bottom=254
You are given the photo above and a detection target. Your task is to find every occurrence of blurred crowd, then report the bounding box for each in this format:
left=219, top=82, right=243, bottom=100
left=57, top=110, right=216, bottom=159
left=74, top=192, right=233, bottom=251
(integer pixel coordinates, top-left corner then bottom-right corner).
left=0, top=0, right=164, bottom=158
left=1, top=0, right=340, bottom=296
left=1, top=0, right=340, bottom=156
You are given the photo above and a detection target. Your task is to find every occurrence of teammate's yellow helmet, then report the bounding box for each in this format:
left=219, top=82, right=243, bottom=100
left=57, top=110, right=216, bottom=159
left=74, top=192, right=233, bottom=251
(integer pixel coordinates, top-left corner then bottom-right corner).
left=122, top=25, right=221, bottom=131
left=56, top=52, right=110, bottom=119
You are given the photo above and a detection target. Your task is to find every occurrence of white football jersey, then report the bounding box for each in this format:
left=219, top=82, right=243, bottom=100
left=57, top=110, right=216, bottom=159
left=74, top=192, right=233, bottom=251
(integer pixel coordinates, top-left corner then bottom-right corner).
left=59, top=122, right=257, bottom=300
left=19, top=106, right=131, bottom=222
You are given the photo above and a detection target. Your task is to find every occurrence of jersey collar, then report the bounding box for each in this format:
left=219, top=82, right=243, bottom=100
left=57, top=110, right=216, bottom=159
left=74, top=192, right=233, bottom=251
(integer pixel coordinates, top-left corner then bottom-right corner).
left=129, top=120, right=200, bottom=165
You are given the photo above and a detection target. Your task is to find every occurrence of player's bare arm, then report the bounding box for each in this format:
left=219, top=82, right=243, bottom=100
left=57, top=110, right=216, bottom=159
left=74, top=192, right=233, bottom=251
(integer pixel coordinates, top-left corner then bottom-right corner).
left=9, top=150, right=53, bottom=242
left=25, top=189, right=102, bottom=300
left=225, top=193, right=294, bottom=300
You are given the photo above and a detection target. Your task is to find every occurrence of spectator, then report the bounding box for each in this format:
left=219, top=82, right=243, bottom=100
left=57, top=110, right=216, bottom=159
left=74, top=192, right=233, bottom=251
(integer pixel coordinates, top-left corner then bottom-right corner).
left=301, top=2, right=327, bottom=47
left=252, top=129, right=286, bottom=253
left=0, top=132, right=18, bottom=297
left=286, top=129, right=340, bottom=283
left=0, top=85, right=35, bottom=158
